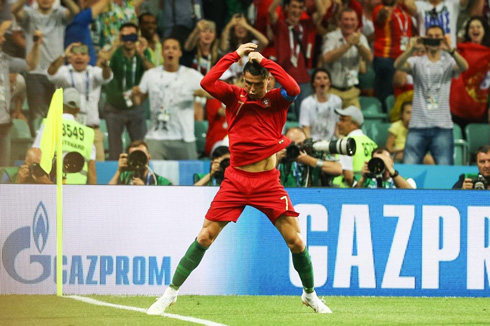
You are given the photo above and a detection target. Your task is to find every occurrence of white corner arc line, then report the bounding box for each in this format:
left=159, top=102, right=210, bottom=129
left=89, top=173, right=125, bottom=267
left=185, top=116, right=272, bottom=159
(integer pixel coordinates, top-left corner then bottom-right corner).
left=66, top=295, right=229, bottom=326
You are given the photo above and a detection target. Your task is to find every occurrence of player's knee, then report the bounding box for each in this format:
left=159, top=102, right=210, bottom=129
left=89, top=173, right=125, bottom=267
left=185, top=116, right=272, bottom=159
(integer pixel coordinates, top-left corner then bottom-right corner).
left=287, top=236, right=305, bottom=253
left=197, top=229, right=216, bottom=247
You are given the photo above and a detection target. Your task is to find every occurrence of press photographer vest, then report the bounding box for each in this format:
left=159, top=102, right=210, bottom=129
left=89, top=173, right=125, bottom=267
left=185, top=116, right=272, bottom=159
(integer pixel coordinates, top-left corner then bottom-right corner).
left=40, top=118, right=94, bottom=184
left=332, top=134, right=377, bottom=187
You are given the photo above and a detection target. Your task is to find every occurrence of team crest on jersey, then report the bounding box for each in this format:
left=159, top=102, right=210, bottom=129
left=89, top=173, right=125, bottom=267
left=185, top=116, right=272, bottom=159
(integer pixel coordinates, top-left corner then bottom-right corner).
left=262, top=98, right=271, bottom=107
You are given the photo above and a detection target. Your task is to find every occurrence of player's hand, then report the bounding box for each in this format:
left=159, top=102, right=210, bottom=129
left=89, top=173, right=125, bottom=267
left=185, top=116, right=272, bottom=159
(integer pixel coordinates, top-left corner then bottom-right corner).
left=236, top=42, right=258, bottom=58
left=118, top=153, right=128, bottom=171
left=133, top=177, right=145, bottom=185
left=462, top=178, right=473, bottom=190
left=248, top=51, right=264, bottom=64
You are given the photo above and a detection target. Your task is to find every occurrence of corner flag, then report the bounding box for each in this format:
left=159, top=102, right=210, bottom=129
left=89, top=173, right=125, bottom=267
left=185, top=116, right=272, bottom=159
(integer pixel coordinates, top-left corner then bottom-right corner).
left=40, top=88, right=63, bottom=174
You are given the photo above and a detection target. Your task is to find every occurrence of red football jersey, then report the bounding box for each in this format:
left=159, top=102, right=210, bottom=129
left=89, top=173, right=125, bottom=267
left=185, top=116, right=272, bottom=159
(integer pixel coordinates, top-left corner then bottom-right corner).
left=201, top=52, right=300, bottom=167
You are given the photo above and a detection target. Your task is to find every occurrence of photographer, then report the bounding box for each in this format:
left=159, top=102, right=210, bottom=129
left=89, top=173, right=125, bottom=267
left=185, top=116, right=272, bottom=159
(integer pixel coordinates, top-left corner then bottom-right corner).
left=109, top=140, right=172, bottom=186
left=16, top=148, right=53, bottom=184
left=277, top=127, right=342, bottom=187
left=194, top=146, right=230, bottom=186
left=355, top=147, right=416, bottom=189
left=452, top=145, right=490, bottom=190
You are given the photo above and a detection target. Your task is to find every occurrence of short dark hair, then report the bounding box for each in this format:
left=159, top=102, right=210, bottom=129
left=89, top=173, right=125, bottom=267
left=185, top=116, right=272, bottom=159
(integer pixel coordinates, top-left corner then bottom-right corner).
left=477, top=145, right=490, bottom=155
left=212, top=146, right=230, bottom=159
left=310, top=68, right=331, bottom=89
left=243, top=60, right=269, bottom=79
left=162, top=37, right=182, bottom=50
left=119, top=22, right=139, bottom=32
left=400, top=101, right=412, bottom=114
left=138, top=12, right=156, bottom=25
left=126, top=140, right=149, bottom=153
left=426, top=24, right=445, bottom=36
left=341, top=8, right=357, bottom=19
left=284, top=0, right=305, bottom=6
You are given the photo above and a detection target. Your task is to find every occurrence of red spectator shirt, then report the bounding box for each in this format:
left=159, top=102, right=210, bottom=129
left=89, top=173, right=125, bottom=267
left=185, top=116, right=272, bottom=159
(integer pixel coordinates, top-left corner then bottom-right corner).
left=204, top=98, right=228, bottom=156
left=373, top=4, right=412, bottom=59
left=200, top=52, right=300, bottom=167
left=272, top=18, right=317, bottom=83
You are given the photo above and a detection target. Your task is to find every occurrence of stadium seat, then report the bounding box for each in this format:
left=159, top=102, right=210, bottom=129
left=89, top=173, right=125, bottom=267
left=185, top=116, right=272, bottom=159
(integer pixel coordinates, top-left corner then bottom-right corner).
left=99, top=119, right=109, bottom=159
left=195, top=120, right=208, bottom=155
left=453, top=124, right=469, bottom=165
left=465, top=124, right=490, bottom=162
left=359, top=96, right=388, bottom=122
left=385, top=95, right=395, bottom=116
left=0, top=167, right=19, bottom=184
left=9, top=119, right=33, bottom=164
left=358, top=65, right=375, bottom=96
left=369, top=122, right=391, bottom=147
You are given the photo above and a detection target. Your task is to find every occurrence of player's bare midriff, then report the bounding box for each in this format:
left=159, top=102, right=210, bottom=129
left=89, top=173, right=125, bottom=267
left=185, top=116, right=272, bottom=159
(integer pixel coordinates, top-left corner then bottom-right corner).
left=235, top=154, right=277, bottom=173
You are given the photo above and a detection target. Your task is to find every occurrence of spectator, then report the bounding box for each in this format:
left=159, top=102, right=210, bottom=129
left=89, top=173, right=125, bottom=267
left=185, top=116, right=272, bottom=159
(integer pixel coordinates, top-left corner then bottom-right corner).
left=16, top=147, right=53, bottom=184
left=64, top=0, right=111, bottom=66
left=452, top=145, right=490, bottom=189
left=156, top=0, right=204, bottom=46
left=94, top=0, right=143, bottom=51
left=323, top=0, right=364, bottom=31
left=139, top=12, right=163, bottom=66
left=33, top=88, right=97, bottom=184
left=333, top=106, right=376, bottom=187
left=299, top=68, right=342, bottom=141
left=47, top=42, right=113, bottom=161
left=386, top=101, right=434, bottom=164
left=194, top=145, right=230, bottom=186
left=183, top=19, right=219, bottom=75
left=361, top=0, right=379, bottom=45
left=108, top=139, right=172, bottom=185
left=450, top=17, right=490, bottom=130
left=394, top=25, right=468, bottom=165
left=403, top=0, right=470, bottom=47
left=9, top=73, right=27, bottom=122
left=276, top=127, right=342, bottom=187
left=104, top=22, right=153, bottom=160
left=372, top=0, right=413, bottom=112
left=219, top=13, right=269, bottom=54
left=11, top=0, right=79, bottom=134
left=131, top=37, right=204, bottom=160
left=355, top=146, right=416, bottom=188
left=269, top=0, right=326, bottom=118
left=322, top=8, right=373, bottom=109
left=0, top=21, right=42, bottom=166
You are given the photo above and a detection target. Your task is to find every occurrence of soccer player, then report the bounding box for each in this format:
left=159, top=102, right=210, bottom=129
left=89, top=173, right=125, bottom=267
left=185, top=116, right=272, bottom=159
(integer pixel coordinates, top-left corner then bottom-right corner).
left=147, top=43, right=332, bottom=315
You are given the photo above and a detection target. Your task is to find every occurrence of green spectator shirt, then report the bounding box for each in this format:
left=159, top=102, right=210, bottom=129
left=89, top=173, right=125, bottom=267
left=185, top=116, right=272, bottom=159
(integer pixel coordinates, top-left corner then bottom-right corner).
left=105, top=47, right=152, bottom=110
left=118, top=171, right=172, bottom=185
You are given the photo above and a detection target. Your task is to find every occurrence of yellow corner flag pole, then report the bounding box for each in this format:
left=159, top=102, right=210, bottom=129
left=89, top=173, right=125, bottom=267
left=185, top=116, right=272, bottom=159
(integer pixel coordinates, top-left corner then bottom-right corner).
left=40, top=88, right=64, bottom=296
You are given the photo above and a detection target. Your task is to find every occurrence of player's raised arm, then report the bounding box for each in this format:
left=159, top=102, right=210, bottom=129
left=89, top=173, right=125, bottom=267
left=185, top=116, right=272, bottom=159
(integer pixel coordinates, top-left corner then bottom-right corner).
left=249, top=51, right=300, bottom=101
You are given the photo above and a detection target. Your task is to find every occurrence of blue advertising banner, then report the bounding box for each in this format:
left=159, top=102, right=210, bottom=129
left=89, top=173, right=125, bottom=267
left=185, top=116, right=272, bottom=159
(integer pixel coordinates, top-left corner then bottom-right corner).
left=226, top=188, right=490, bottom=297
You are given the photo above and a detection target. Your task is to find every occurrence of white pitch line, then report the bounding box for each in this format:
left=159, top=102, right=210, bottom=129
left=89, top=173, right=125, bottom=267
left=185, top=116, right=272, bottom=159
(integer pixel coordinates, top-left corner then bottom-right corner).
left=66, top=295, right=228, bottom=326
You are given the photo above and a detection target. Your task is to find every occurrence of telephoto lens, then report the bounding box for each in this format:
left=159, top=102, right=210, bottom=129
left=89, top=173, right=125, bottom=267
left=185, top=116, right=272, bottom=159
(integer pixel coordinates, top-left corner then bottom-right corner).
left=368, top=157, right=385, bottom=176
left=312, top=138, right=356, bottom=156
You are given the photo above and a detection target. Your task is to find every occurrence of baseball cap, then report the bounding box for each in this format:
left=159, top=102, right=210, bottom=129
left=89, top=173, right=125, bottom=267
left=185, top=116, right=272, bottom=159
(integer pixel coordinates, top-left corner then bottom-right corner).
left=63, top=88, right=81, bottom=110
left=335, top=105, right=364, bottom=126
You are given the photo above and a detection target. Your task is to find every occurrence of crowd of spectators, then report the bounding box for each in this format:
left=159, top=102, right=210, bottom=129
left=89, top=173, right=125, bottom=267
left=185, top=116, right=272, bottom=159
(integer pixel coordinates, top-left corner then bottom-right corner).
left=0, top=0, right=489, bottom=188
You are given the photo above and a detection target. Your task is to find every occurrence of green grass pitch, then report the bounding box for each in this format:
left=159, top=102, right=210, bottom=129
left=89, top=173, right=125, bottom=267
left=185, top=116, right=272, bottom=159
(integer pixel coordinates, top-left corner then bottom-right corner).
left=1, top=295, right=489, bottom=325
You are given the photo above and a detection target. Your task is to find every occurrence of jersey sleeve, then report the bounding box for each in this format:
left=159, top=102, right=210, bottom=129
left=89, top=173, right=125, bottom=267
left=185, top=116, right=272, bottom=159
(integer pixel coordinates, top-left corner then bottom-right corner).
left=260, top=57, right=300, bottom=101
left=200, top=52, right=239, bottom=106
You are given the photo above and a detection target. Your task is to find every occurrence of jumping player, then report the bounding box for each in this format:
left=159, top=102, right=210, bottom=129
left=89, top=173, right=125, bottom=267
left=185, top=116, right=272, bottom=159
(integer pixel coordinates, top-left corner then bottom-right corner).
left=147, top=43, right=332, bottom=315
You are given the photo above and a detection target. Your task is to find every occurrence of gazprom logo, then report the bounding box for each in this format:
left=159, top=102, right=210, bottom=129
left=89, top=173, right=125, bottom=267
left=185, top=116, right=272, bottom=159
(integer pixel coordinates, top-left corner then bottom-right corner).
left=2, top=201, right=51, bottom=284
left=33, top=202, right=49, bottom=253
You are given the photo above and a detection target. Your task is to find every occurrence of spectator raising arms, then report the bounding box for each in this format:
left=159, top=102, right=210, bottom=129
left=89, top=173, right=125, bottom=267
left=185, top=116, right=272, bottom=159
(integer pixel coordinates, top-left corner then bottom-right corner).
left=450, top=17, right=490, bottom=129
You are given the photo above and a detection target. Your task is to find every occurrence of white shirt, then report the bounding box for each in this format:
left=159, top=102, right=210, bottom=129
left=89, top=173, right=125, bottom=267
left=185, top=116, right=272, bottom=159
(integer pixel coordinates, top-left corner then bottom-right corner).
left=322, top=29, right=370, bottom=88
left=33, top=113, right=96, bottom=160
left=299, top=94, right=342, bottom=141
left=139, top=65, right=203, bottom=142
left=415, top=0, right=461, bottom=47
left=48, top=64, right=113, bottom=126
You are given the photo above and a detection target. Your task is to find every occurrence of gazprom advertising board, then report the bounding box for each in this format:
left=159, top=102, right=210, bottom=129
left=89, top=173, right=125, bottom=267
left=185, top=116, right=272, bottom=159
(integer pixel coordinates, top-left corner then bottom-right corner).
left=1, top=185, right=489, bottom=297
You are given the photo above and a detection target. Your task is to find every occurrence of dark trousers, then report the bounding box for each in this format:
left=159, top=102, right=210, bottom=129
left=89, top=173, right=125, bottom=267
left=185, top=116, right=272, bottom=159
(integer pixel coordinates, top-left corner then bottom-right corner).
left=25, top=74, right=55, bottom=136
left=373, top=57, right=395, bottom=112
left=104, top=102, right=147, bottom=160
